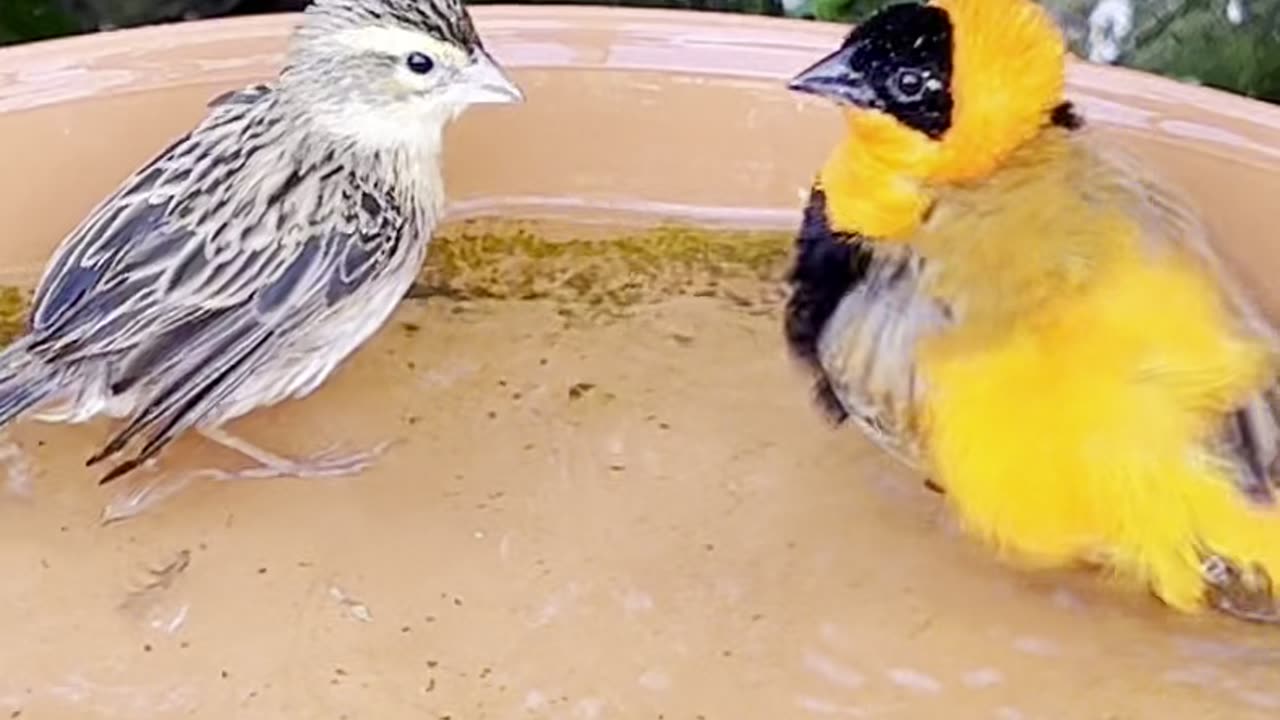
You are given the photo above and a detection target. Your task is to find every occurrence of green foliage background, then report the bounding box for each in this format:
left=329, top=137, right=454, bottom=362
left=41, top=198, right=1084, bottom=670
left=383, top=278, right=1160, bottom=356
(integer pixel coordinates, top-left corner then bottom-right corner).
left=0, top=0, right=1276, bottom=104
left=808, top=0, right=1280, bottom=103
left=0, top=0, right=78, bottom=44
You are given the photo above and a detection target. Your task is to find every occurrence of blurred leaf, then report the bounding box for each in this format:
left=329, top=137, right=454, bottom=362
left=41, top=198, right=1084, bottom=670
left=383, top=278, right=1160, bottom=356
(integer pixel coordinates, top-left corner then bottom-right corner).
left=1123, top=0, right=1280, bottom=102
left=806, top=0, right=1280, bottom=105
left=0, top=0, right=80, bottom=45
left=812, top=0, right=897, bottom=21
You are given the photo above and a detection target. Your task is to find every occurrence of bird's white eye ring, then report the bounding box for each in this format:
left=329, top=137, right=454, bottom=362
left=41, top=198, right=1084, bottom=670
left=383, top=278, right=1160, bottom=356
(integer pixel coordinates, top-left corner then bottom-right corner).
left=406, top=52, right=435, bottom=75
left=888, top=67, right=928, bottom=103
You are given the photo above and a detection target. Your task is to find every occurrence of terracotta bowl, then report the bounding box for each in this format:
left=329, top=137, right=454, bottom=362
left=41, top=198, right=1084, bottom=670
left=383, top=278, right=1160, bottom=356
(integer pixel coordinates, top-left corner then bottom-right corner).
left=2, top=7, right=1280, bottom=718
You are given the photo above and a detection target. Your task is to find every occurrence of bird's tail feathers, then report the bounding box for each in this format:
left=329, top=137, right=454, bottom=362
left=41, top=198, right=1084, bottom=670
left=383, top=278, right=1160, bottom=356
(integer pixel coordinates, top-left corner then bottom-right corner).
left=0, top=338, right=62, bottom=428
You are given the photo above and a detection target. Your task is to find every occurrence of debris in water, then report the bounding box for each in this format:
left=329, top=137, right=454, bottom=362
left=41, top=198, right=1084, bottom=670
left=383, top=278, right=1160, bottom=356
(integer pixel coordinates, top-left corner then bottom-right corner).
left=1012, top=635, right=1062, bottom=657
left=149, top=604, right=189, bottom=634
left=0, top=436, right=33, bottom=498
left=568, top=382, right=596, bottom=401
left=329, top=585, right=374, bottom=622
left=885, top=667, right=942, bottom=694
left=802, top=650, right=866, bottom=690
left=120, top=549, right=193, bottom=633
left=961, top=667, right=1004, bottom=688
left=123, top=550, right=192, bottom=600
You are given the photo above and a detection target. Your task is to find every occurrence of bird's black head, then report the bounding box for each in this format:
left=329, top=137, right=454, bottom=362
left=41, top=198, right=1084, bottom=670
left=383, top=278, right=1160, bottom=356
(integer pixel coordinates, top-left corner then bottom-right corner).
left=788, top=2, right=954, bottom=139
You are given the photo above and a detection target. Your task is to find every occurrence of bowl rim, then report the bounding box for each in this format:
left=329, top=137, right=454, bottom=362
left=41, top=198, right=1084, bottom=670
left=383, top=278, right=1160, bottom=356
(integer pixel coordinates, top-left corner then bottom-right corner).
left=0, top=5, right=1277, bottom=126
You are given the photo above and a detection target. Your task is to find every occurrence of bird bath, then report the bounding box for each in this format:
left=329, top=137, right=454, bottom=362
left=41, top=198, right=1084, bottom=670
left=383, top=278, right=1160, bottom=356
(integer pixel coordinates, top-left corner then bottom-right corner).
left=2, top=6, right=1280, bottom=718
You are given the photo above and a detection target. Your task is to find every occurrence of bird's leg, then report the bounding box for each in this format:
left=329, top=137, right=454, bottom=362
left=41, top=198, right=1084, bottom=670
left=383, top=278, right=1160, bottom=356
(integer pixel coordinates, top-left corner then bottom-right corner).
left=402, top=280, right=434, bottom=300
left=99, top=431, right=395, bottom=524
left=197, top=426, right=396, bottom=480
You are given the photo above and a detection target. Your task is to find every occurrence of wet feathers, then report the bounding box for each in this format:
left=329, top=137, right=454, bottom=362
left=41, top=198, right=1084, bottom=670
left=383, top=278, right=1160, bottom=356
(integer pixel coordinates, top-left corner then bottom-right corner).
left=0, top=0, right=503, bottom=482
left=786, top=0, right=1280, bottom=620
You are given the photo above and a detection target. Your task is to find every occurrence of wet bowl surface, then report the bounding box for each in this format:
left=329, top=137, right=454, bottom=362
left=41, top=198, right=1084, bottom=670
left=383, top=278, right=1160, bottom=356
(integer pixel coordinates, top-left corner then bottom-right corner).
left=3, top=7, right=1280, bottom=719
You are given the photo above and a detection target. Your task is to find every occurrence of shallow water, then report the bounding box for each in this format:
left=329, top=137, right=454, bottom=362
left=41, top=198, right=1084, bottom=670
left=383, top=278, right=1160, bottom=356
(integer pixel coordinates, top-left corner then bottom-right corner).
left=1, top=219, right=1280, bottom=719
left=4, top=7, right=1280, bottom=718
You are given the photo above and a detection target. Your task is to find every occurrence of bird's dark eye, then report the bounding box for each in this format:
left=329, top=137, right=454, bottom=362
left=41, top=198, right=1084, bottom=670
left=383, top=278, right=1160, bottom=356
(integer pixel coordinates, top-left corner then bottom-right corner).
left=406, top=52, right=435, bottom=75
left=887, top=68, right=929, bottom=103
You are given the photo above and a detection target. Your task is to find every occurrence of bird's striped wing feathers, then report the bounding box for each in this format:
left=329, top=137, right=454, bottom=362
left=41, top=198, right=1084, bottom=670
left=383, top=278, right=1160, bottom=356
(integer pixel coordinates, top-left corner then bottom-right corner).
left=31, top=86, right=289, bottom=343
left=87, top=181, right=408, bottom=482
left=23, top=85, right=411, bottom=480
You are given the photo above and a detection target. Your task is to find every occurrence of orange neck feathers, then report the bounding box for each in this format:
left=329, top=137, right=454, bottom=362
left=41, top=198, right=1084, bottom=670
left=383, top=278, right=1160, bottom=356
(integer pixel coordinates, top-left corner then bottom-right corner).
left=819, top=111, right=940, bottom=240
left=932, top=0, right=1067, bottom=183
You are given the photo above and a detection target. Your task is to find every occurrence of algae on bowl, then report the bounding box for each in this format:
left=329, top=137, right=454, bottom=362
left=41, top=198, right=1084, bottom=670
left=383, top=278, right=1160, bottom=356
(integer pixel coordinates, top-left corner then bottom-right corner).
left=0, top=286, right=28, bottom=346
left=0, top=220, right=794, bottom=348
left=417, top=219, right=794, bottom=311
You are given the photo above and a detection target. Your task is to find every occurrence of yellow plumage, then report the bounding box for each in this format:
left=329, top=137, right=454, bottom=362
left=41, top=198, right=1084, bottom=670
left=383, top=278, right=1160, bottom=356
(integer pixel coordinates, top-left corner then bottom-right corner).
left=786, top=0, right=1280, bottom=619
left=918, top=133, right=1276, bottom=611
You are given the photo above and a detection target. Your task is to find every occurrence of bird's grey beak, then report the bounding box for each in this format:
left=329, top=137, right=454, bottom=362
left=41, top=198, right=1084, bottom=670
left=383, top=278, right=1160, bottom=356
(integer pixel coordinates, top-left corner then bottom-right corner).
left=787, top=45, right=878, bottom=109
left=456, top=50, right=524, bottom=106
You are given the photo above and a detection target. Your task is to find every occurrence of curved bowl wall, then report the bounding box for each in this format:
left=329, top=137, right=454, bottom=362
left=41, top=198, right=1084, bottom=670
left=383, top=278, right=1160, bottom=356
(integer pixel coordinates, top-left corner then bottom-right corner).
left=2, top=7, right=1280, bottom=719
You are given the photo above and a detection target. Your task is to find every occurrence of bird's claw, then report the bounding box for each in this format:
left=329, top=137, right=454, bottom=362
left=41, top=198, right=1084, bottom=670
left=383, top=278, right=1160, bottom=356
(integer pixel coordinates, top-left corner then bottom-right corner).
left=98, top=438, right=400, bottom=525
left=245, top=439, right=398, bottom=480
left=1202, top=554, right=1280, bottom=624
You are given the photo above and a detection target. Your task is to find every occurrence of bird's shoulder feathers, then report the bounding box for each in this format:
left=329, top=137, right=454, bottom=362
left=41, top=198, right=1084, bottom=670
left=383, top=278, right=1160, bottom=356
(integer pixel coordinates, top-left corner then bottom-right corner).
left=785, top=184, right=949, bottom=469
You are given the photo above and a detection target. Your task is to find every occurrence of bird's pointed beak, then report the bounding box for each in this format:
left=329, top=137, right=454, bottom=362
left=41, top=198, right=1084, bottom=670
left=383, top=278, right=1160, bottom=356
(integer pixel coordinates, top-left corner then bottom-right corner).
left=787, top=45, right=877, bottom=108
left=456, top=49, right=524, bottom=106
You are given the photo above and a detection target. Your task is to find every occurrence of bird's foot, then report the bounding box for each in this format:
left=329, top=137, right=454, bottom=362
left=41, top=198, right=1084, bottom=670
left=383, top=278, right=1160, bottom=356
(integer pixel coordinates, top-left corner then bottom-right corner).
left=215, top=441, right=397, bottom=481
left=1201, top=554, right=1280, bottom=624
left=98, top=430, right=398, bottom=525
left=196, top=426, right=397, bottom=481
